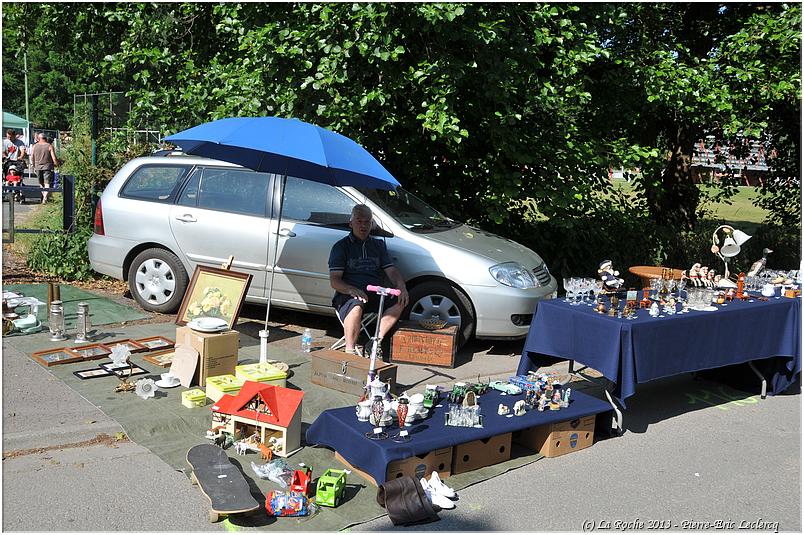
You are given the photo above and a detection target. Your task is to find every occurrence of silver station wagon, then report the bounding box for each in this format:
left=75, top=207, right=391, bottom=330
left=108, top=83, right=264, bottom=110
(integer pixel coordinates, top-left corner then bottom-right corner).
left=88, top=155, right=557, bottom=345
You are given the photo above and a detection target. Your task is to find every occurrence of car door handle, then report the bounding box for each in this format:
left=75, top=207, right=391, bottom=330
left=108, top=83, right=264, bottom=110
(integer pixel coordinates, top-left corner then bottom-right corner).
left=276, top=228, right=296, bottom=238
left=175, top=214, right=197, bottom=223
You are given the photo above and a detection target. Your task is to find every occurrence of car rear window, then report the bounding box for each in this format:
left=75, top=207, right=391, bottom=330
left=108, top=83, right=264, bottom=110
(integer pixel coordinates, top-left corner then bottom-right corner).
left=119, top=165, right=191, bottom=203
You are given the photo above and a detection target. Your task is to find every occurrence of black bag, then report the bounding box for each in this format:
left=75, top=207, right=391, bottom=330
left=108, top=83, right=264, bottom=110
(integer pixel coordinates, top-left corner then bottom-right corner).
left=376, top=476, right=439, bottom=526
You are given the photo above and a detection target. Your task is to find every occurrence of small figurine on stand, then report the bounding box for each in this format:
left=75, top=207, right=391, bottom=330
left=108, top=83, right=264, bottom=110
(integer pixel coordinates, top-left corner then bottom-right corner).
left=561, top=387, right=571, bottom=408
left=537, top=393, right=548, bottom=412
left=707, top=269, right=717, bottom=288
left=699, top=266, right=710, bottom=287
left=689, top=263, right=702, bottom=287
left=598, top=260, right=624, bottom=291
left=513, top=400, right=527, bottom=416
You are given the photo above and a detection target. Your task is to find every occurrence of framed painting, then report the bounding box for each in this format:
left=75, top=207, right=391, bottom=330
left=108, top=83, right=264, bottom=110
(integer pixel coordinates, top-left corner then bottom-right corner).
left=175, top=265, right=252, bottom=329
left=32, top=348, right=83, bottom=367
left=143, top=348, right=176, bottom=368
left=103, top=339, right=148, bottom=354
left=68, top=343, right=113, bottom=361
left=136, top=336, right=175, bottom=351
left=100, top=362, right=149, bottom=377
left=73, top=367, right=113, bottom=380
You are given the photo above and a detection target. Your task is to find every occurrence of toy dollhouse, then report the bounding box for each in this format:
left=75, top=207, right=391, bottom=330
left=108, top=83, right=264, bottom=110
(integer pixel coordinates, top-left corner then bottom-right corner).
left=210, top=381, right=304, bottom=457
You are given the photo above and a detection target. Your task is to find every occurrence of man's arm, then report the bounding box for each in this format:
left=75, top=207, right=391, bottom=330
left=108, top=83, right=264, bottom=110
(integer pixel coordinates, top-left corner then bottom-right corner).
left=329, top=270, right=368, bottom=303
left=18, top=142, right=26, bottom=160
left=48, top=145, right=59, bottom=166
left=383, top=266, right=409, bottom=308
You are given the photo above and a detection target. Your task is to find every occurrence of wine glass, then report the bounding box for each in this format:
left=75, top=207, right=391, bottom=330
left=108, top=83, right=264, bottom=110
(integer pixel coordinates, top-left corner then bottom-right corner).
left=563, top=278, right=573, bottom=303
left=570, top=277, right=583, bottom=305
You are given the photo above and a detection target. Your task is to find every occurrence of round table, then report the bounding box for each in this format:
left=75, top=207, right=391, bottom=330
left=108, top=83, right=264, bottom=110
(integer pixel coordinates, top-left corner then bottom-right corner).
left=628, top=266, right=684, bottom=289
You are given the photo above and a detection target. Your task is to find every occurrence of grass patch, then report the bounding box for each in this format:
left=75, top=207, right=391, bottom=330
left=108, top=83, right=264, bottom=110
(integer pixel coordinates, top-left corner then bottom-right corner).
left=7, top=199, right=64, bottom=257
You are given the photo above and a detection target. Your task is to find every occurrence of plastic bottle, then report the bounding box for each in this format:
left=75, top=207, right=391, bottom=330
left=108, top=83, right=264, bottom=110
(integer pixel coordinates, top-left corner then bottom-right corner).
left=301, top=328, right=312, bottom=353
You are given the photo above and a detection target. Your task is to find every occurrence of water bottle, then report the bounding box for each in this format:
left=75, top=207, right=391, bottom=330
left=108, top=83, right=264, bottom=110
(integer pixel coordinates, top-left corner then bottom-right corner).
left=301, top=328, right=312, bottom=353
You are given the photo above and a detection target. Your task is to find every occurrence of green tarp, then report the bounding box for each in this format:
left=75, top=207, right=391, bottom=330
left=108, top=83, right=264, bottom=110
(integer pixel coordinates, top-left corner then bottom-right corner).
left=2, top=111, right=28, bottom=130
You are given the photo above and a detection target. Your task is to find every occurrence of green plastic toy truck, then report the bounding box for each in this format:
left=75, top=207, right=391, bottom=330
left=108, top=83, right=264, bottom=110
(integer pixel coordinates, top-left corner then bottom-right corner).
left=315, top=468, right=347, bottom=507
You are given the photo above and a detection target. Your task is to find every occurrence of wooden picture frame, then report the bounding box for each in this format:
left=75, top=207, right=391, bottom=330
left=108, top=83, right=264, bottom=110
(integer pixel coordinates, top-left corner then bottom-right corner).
left=143, top=348, right=176, bottom=368
left=175, top=265, right=252, bottom=329
left=103, top=339, right=148, bottom=354
left=136, top=336, right=175, bottom=351
left=100, top=362, right=149, bottom=377
left=73, top=367, right=113, bottom=380
left=32, top=348, right=83, bottom=367
left=68, top=343, right=113, bottom=361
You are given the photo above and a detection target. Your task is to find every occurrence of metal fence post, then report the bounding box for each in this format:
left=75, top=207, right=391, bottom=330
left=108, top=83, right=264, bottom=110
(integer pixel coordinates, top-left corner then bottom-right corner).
left=62, top=174, right=75, bottom=232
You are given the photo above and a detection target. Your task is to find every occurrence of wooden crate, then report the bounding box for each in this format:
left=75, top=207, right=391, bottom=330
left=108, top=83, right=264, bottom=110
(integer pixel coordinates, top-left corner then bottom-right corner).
left=310, top=349, right=397, bottom=396
left=390, top=320, right=458, bottom=368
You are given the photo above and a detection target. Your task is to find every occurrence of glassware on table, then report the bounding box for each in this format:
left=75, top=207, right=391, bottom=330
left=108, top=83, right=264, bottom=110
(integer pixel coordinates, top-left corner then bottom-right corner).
left=583, top=278, right=596, bottom=305
left=366, top=395, right=388, bottom=440
left=563, top=278, right=574, bottom=303
left=570, top=277, right=583, bottom=305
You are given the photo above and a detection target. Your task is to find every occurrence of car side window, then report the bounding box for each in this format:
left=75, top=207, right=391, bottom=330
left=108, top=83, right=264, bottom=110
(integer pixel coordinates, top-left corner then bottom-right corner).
left=282, top=176, right=356, bottom=227
left=193, top=167, right=271, bottom=217
left=176, top=168, right=201, bottom=207
left=119, top=165, right=191, bottom=203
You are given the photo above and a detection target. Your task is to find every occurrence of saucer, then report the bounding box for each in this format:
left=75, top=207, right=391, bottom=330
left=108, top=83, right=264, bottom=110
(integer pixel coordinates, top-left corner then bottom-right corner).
left=187, top=317, right=228, bottom=333
left=156, top=378, right=181, bottom=388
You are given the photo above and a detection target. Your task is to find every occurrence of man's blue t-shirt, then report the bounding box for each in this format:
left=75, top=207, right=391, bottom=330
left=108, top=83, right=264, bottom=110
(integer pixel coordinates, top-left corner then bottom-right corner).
left=328, top=232, right=393, bottom=293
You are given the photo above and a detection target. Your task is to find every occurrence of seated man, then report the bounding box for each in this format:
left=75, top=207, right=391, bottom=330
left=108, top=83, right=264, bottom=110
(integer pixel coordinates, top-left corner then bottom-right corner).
left=329, top=204, right=409, bottom=356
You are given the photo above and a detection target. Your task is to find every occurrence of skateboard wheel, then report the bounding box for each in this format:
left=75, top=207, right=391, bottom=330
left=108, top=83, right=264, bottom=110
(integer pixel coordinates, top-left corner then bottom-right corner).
left=209, top=511, right=220, bottom=523
left=190, top=472, right=198, bottom=486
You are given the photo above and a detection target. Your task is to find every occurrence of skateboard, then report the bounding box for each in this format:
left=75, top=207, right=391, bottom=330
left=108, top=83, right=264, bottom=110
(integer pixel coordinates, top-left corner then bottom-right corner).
left=186, top=444, right=260, bottom=523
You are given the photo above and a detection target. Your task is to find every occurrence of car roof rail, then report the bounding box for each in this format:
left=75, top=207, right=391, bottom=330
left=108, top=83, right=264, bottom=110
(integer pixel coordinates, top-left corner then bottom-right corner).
left=151, top=149, right=186, bottom=157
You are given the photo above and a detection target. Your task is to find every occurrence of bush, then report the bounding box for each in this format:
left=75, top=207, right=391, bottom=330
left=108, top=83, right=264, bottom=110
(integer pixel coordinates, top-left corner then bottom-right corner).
left=26, top=226, right=94, bottom=280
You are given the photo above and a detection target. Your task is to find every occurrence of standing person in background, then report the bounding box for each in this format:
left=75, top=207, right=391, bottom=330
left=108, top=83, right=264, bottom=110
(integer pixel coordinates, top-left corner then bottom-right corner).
left=2, top=129, right=27, bottom=175
left=30, top=133, right=60, bottom=204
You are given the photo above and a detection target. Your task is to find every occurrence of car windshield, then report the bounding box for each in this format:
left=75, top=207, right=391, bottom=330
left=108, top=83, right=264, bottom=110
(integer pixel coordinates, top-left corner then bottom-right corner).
left=357, top=187, right=460, bottom=232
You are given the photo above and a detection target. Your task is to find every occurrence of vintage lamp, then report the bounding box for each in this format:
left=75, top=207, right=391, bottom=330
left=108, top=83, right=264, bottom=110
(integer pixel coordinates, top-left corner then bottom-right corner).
left=711, top=225, right=751, bottom=287
left=75, top=302, right=92, bottom=343
left=48, top=300, right=68, bottom=341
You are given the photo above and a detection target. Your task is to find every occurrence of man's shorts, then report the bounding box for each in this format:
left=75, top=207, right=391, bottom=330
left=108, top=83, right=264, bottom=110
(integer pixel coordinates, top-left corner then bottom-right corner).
left=36, top=169, right=54, bottom=188
left=333, top=291, right=399, bottom=323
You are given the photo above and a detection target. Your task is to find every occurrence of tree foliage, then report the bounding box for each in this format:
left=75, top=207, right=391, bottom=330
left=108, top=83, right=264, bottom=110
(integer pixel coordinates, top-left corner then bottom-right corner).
left=3, top=2, right=799, bottom=280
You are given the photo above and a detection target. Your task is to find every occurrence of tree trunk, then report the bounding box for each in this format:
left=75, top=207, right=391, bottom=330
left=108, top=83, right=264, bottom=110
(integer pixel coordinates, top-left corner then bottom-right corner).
left=647, top=123, right=700, bottom=230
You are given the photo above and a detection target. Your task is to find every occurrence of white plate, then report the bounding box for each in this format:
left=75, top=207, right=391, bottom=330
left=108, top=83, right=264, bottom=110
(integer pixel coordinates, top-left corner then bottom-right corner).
left=155, top=378, right=181, bottom=388
left=187, top=317, right=229, bottom=333
left=699, top=306, right=719, bottom=312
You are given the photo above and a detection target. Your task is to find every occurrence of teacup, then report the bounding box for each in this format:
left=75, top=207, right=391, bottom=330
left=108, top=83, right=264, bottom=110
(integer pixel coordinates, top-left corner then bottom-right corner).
left=355, top=400, right=373, bottom=422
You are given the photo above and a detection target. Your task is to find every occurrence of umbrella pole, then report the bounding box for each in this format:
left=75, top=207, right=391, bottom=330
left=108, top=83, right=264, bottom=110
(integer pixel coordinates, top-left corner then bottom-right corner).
left=264, top=174, right=287, bottom=331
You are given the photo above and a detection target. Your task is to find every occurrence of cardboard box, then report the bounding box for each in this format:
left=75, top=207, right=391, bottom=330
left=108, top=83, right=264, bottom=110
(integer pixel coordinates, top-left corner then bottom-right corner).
left=451, top=433, right=512, bottom=474
left=390, top=320, right=458, bottom=368
left=310, top=349, right=397, bottom=397
left=335, top=448, right=452, bottom=487
left=235, top=362, right=287, bottom=388
left=175, top=326, right=239, bottom=385
left=181, top=388, right=208, bottom=408
left=205, top=374, right=245, bottom=403
left=513, top=415, right=596, bottom=458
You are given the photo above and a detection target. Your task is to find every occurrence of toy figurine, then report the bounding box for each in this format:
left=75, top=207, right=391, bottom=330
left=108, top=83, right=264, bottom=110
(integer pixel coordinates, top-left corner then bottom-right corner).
left=595, top=301, right=607, bottom=314
left=736, top=272, right=747, bottom=299
left=562, top=387, right=571, bottom=408
left=699, top=266, right=710, bottom=287
left=498, top=403, right=510, bottom=415
left=707, top=269, right=717, bottom=287
left=537, top=393, right=548, bottom=412
left=639, top=289, right=651, bottom=309
left=598, top=260, right=624, bottom=290
left=513, top=400, right=527, bottom=416
left=689, top=263, right=702, bottom=287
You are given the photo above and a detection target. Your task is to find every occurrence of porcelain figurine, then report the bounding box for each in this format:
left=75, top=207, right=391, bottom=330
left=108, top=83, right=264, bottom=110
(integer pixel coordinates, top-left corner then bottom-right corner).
left=649, top=301, right=660, bottom=317
left=598, top=260, right=624, bottom=290
left=562, top=387, right=571, bottom=408
left=699, top=266, right=710, bottom=287
left=498, top=403, right=510, bottom=415
left=537, top=393, right=548, bottom=412
left=513, top=400, right=527, bottom=416
left=689, top=263, right=702, bottom=287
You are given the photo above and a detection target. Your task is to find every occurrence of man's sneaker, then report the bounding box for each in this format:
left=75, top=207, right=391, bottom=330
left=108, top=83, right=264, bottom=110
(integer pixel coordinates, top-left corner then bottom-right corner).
left=420, top=478, right=455, bottom=509
left=427, top=471, right=456, bottom=499
left=345, top=345, right=365, bottom=357
left=366, top=339, right=383, bottom=361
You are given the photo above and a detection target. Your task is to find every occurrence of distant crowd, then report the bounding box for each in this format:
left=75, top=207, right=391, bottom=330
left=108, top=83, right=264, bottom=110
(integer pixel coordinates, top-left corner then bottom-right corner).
left=2, top=129, right=61, bottom=204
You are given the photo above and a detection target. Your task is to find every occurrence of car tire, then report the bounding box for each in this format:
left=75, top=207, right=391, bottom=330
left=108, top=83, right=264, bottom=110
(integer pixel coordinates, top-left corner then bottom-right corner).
left=127, top=248, right=188, bottom=314
left=405, top=281, right=475, bottom=347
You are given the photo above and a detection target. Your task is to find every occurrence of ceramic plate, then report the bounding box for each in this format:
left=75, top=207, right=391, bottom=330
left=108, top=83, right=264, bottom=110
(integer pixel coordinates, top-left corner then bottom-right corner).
left=155, top=378, right=181, bottom=388
left=187, top=317, right=228, bottom=332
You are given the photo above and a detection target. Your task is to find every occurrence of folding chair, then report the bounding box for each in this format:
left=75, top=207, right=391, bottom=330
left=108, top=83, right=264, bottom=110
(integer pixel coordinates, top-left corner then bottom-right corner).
left=331, top=311, right=378, bottom=351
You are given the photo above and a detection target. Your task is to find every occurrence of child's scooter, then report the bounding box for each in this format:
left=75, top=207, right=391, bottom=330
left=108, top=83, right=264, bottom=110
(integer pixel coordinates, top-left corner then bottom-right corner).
left=363, top=284, right=401, bottom=387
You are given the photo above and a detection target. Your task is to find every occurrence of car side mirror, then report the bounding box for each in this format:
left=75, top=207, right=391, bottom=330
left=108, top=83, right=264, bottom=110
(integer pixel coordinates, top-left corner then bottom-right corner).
left=370, top=226, right=394, bottom=238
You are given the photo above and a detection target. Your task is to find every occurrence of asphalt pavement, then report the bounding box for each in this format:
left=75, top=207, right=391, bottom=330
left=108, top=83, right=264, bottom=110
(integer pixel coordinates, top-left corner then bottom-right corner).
left=2, top=304, right=800, bottom=532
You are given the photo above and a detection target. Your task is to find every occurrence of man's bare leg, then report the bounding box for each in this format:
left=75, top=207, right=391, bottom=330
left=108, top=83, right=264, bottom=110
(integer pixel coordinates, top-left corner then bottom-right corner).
left=342, top=304, right=364, bottom=351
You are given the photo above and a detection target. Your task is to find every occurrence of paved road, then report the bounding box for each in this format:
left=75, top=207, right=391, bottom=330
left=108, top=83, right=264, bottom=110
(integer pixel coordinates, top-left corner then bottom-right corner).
left=2, top=311, right=800, bottom=532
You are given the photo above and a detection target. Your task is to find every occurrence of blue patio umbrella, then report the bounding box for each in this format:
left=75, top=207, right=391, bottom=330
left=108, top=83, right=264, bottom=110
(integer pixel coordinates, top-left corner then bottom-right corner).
left=165, top=116, right=400, bottom=330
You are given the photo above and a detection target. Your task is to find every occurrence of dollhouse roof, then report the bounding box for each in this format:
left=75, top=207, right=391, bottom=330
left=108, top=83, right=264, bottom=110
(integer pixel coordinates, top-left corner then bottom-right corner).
left=211, top=381, right=304, bottom=428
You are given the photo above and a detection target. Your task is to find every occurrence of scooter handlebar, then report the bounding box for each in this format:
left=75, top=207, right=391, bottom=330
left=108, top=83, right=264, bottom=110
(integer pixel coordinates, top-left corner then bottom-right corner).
left=366, top=285, right=401, bottom=297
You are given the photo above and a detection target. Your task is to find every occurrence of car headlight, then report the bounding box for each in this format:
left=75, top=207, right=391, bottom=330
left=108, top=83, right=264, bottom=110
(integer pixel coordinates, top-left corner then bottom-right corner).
left=489, top=262, right=538, bottom=289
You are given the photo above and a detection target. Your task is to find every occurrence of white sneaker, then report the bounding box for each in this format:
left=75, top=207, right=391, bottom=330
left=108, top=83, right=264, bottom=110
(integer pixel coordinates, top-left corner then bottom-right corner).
left=420, top=478, right=455, bottom=509
left=427, top=471, right=456, bottom=499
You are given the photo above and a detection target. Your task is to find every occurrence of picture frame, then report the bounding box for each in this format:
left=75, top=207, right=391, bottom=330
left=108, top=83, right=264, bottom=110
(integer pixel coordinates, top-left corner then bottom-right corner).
left=175, top=265, right=252, bottom=329
left=68, top=343, right=113, bottom=361
left=143, top=348, right=176, bottom=368
left=100, top=362, right=149, bottom=377
left=73, top=367, right=113, bottom=380
left=103, top=339, right=148, bottom=354
left=135, top=336, right=175, bottom=351
left=32, top=348, right=84, bottom=367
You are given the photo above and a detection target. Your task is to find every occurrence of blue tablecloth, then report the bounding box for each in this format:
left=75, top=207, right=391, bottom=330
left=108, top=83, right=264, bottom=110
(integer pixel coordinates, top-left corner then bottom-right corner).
left=306, top=389, right=612, bottom=485
left=518, top=295, right=801, bottom=404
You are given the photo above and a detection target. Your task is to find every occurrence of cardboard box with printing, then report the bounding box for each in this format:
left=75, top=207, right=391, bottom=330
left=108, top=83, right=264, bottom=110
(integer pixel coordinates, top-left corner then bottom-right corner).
left=175, top=326, right=239, bottom=386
